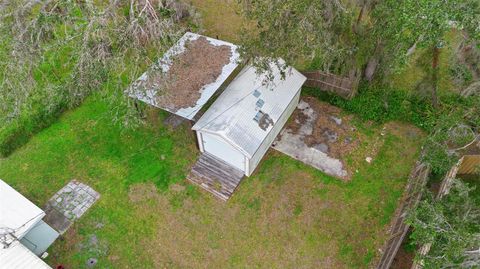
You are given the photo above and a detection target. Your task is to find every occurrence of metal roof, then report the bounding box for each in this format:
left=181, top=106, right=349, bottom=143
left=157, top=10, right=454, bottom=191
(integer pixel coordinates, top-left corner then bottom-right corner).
left=0, top=241, right=51, bottom=269
left=0, top=179, right=45, bottom=246
left=127, top=32, right=240, bottom=120
left=192, top=60, right=306, bottom=157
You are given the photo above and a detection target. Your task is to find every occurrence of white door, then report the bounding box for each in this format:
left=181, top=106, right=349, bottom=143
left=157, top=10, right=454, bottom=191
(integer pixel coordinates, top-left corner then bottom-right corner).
left=202, top=133, right=245, bottom=172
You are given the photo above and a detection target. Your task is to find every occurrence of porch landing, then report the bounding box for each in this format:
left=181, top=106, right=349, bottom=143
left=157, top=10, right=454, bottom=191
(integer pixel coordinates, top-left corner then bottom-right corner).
left=187, top=153, right=244, bottom=201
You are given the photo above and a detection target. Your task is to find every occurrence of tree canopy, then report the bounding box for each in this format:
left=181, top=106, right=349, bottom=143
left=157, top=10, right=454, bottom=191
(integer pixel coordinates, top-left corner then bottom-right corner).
left=238, top=0, right=355, bottom=75
left=238, top=0, right=480, bottom=83
left=407, top=179, right=480, bottom=268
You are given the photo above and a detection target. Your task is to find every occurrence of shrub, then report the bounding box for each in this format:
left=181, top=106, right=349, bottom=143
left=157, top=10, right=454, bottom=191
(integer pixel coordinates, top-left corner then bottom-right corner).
left=303, top=83, right=438, bottom=131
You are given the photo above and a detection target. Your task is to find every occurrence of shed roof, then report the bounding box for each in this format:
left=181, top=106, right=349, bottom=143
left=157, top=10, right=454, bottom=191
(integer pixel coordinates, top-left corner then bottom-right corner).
left=127, top=32, right=240, bottom=120
left=0, top=241, right=51, bottom=269
left=0, top=179, right=45, bottom=246
left=192, top=61, right=306, bottom=157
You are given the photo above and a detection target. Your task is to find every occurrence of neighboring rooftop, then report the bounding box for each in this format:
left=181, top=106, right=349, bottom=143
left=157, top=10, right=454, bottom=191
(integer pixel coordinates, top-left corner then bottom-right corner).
left=0, top=179, right=51, bottom=269
left=0, top=241, right=51, bottom=269
left=192, top=61, right=306, bottom=157
left=127, top=32, right=240, bottom=120
left=0, top=179, right=45, bottom=246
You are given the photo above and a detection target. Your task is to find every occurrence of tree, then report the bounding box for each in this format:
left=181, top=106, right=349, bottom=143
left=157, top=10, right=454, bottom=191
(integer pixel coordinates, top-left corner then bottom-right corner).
left=238, top=0, right=355, bottom=76
left=0, top=0, right=187, bottom=128
left=407, top=179, right=480, bottom=268
left=237, top=0, right=480, bottom=95
left=420, top=94, right=480, bottom=174
left=369, top=0, right=480, bottom=106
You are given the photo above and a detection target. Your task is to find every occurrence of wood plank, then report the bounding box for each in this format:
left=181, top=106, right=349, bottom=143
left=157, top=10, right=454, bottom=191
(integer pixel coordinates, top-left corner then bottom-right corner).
left=187, top=153, right=245, bottom=201
left=376, top=162, right=430, bottom=269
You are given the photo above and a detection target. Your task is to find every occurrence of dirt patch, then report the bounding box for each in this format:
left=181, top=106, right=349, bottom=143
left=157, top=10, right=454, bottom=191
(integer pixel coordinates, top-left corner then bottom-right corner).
left=147, top=36, right=232, bottom=111
left=47, top=225, right=83, bottom=268
left=128, top=183, right=159, bottom=203
left=390, top=238, right=415, bottom=269
left=274, top=97, right=362, bottom=179
left=301, top=97, right=359, bottom=158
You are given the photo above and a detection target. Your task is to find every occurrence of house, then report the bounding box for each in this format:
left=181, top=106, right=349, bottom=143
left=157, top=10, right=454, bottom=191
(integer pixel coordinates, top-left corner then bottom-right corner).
left=0, top=179, right=58, bottom=269
left=192, top=60, right=306, bottom=177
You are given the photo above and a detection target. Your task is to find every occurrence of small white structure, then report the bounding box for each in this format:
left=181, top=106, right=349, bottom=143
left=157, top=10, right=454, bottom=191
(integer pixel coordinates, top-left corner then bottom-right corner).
left=192, top=61, right=306, bottom=176
left=128, top=32, right=240, bottom=120
left=0, top=242, right=51, bottom=269
left=0, top=179, right=56, bottom=269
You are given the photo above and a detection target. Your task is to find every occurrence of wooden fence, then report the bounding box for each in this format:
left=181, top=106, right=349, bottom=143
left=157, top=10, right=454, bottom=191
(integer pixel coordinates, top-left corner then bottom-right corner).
left=458, top=155, right=480, bottom=174
left=376, top=162, right=431, bottom=269
left=302, top=70, right=360, bottom=99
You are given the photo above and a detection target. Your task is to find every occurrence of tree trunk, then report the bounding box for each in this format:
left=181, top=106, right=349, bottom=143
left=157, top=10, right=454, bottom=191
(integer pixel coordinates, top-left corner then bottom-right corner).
left=353, top=4, right=365, bottom=34
left=431, top=46, right=440, bottom=108
left=364, top=41, right=383, bottom=81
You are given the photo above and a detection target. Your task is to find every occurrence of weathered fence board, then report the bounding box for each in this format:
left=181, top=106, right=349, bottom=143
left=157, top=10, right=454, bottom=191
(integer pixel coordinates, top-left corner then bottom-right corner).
left=458, top=155, right=480, bottom=174
left=302, top=71, right=360, bottom=99
left=376, top=162, right=431, bottom=269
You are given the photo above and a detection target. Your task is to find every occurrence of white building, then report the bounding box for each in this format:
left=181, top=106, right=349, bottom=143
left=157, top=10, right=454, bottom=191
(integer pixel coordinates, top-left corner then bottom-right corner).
left=192, top=61, right=306, bottom=176
left=0, top=179, right=58, bottom=269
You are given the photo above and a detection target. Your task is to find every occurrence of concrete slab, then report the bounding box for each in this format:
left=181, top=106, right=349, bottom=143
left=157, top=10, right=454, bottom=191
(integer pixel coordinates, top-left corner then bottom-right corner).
left=272, top=99, right=349, bottom=179
left=43, top=180, right=100, bottom=234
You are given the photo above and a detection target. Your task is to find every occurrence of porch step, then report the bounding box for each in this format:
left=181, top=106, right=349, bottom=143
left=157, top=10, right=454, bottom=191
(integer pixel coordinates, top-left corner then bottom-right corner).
left=187, top=153, right=244, bottom=201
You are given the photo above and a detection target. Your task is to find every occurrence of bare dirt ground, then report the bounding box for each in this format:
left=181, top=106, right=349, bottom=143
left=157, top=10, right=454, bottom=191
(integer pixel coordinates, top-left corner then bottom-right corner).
left=391, top=236, right=415, bottom=269
left=274, top=97, right=424, bottom=181
left=273, top=97, right=364, bottom=180
left=301, top=98, right=359, bottom=158
left=144, top=36, right=232, bottom=111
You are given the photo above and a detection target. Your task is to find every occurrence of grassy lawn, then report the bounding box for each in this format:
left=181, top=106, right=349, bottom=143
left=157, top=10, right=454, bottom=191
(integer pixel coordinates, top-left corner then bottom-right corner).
left=188, top=0, right=248, bottom=43
left=388, top=30, right=465, bottom=95
left=0, top=92, right=424, bottom=268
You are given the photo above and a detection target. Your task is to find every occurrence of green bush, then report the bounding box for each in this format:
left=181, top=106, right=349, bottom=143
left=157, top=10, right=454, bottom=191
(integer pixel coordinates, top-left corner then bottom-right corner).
left=303, top=83, right=437, bottom=131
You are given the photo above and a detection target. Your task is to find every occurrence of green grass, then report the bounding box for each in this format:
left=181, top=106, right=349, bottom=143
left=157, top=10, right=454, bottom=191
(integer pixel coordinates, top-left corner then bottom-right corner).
left=387, top=30, right=466, bottom=96
left=188, top=0, right=248, bottom=43
left=0, top=94, right=197, bottom=268
left=0, top=93, right=424, bottom=268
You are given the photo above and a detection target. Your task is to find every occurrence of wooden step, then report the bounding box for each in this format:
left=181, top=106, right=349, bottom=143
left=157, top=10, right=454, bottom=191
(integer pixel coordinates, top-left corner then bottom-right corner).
left=187, top=153, right=244, bottom=201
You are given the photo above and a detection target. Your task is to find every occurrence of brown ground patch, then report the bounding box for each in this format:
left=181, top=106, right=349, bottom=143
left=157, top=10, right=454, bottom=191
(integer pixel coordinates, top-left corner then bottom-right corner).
left=391, top=239, right=415, bottom=269
left=282, top=97, right=364, bottom=179
left=150, top=36, right=232, bottom=111
left=133, top=174, right=347, bottom=269
left=303, top=97, right=360, bottom=159
left=47, top=225, right=83, bottom=268
left=128, top=182, right=159, bottom=203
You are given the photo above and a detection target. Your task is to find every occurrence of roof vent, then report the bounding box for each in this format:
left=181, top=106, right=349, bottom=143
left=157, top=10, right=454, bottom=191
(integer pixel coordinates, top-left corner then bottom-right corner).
left=253, top=110, right=264, bottom=122
left=256, top=99, right=265, bottom=108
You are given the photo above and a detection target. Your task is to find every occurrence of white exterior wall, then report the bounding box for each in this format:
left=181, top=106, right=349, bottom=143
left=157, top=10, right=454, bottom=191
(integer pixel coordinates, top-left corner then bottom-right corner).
left=247, top=88, right=301, bottom=176
left=199, top=132, right=247, bottom=172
